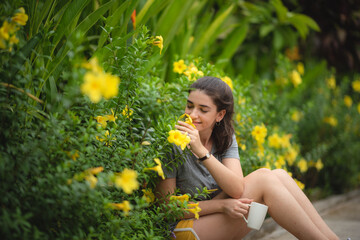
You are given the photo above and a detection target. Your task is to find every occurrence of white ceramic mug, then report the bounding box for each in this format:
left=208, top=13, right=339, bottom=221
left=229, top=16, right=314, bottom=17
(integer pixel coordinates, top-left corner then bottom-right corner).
left=242, top=202, right=268, bottom=230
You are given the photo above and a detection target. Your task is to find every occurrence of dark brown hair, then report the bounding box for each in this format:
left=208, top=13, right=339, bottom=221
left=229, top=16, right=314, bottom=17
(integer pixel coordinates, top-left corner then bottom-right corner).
left=189, top=76, right=235, bottom=155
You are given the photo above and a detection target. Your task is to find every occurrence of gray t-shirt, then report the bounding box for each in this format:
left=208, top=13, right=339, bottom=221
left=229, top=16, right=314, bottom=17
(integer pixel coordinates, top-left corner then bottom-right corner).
left=162, top=134, right=239, bottom=199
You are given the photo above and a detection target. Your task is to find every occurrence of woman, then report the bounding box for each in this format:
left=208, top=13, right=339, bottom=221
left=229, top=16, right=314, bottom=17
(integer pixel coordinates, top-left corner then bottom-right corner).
left=156, top=76, right=338, bottom=240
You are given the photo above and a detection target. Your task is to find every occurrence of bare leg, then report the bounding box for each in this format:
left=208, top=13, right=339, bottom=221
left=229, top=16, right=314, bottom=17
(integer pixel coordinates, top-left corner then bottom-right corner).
left=192, top=168, right=332, bottom=240
left=193, top=213, right=251, bottom=240
left=272, top=169, right=338, bottom=240
left=240, top=168, right=328, bottom=240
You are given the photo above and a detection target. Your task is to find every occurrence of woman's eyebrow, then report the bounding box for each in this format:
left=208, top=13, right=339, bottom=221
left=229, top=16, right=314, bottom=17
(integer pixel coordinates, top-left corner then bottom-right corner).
left=187, top=100, right=211, bottom=109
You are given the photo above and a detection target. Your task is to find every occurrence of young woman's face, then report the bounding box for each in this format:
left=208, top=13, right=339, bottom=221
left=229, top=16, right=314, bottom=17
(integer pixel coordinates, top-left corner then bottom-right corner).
left=185, top=90, right=225, bottom=133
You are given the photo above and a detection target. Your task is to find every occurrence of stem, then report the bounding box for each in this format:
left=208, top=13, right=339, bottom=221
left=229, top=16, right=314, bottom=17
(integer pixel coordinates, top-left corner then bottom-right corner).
left=1, top=82, right=43, bottom=104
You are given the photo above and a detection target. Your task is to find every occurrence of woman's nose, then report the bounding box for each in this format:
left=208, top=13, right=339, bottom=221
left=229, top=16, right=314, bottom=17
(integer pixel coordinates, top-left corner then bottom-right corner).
left=189, top=109, right=198, bottom=119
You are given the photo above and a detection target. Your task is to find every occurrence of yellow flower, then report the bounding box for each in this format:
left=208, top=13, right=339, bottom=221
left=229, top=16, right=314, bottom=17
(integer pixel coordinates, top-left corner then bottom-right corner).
left=71, top=151, right=79, bottom=161
left=294, top=178, right=305, bottom=190
left=239, top=142, right=246, bottom=151
left=72, top=167, right=103, bottom=188
left=173, top=60, right=187, bottom=74
left=180, top=113, right=196, bottom=129
left=183, top=63, right=202, bottom=81
left=251, top=124, right=267, bottom=144
left=326, top=76, right=336, bottom=89
left=81, top=71, right=104, bottom=103
left=81, top=57, right=103, bottom=73
left=324, top=116, right=338, bottom=127
left=106, top=109, right=117, bottom=123
left=297, top=62, right=305, bottom=75
left=257, top=143, right=265, bottom=158
left=96, top=130, right=116, bottom=146
left=86, top=166, right=104, bottom=175
left=152, top=35, right=163, bottom=54
left=236, top=113, right=241, bottom=123
left=0, top=21, right=10, bottom=41
left=285, top=147, right=297, bottom=166
left=221, top=76, right=233, bottom=90
left=185, top=203, right=201, bottom=219
left=95, top=115, right=108, bottom=128
left=95, top=109, right=117, bottom=128
left=84, top=174, right=98, bottom=189
left=11, top=7, right=28, bottom=26
left=263, top=161, right=272, bottom=169
left=275, top=156, right=286, bottom=169
left=114, top=168, right=139, bottom=194
left=344, top=95, right=352, bottom=108
left=297, top=158, right=308, bottom=173
left=144, top=158, right=165, bottom=180
left=290, top=70, right=302, bottom=88
left=9, top=35, right=19, bottom=44
left=168, top=130, right=191, bottom=150
left=268, top=133, right=282, bottom=149
left=108, top=201, right=131, bottom=215
left=141, top=141, right=151, bottom=146
left=102, top=73, right=120, bottom=99
left=122, top=105, right=133, bottom=118
left=238, top=96, right=246, bottom=105
left=315, top=159, right=324, bottom=171
left=291, top=110, right=302, bottom=122
left=352, top=79, right=360, bottom=93
left=142, top=188, right=155, bottom=203
left=80, top=58, right=120, bottom=103
left=170, top=194, right=189, bottom=203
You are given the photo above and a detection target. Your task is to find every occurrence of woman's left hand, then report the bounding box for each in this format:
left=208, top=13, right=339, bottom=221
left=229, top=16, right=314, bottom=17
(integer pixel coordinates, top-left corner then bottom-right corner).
left=175, top=121, right=207, bottom=157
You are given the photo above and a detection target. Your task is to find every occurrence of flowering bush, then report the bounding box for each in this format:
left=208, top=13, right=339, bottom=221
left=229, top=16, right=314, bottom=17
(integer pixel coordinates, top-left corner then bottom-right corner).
left=0, top=1, right=359, bottom=239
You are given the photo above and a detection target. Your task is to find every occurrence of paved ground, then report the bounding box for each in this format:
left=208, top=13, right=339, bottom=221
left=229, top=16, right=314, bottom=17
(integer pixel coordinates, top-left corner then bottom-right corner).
left=244, top=189, right=360, bottom=240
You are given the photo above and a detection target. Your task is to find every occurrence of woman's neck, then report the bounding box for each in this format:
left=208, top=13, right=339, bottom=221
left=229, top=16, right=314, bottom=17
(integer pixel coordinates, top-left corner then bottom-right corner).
left=200, top=129, right=213, bottom=151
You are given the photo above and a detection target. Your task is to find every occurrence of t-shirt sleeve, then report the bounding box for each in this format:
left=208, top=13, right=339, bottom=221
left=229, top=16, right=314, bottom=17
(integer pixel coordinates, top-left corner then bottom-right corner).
left=221, top=134, right=240, bottom=160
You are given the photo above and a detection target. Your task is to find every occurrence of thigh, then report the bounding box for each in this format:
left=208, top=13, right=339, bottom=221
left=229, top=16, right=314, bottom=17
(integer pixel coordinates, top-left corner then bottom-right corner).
left=193, top=213, right=251, bottom=240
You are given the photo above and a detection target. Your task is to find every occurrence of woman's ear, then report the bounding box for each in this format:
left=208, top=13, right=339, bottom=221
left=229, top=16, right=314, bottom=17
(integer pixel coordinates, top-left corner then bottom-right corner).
left=216, top=109, right=226, bottom=122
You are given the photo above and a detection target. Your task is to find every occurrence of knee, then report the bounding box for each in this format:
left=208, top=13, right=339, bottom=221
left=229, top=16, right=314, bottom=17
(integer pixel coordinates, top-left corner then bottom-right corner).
left=250, top=168, right=275, bottom=182
left=272, top=168, right=291, bottom=179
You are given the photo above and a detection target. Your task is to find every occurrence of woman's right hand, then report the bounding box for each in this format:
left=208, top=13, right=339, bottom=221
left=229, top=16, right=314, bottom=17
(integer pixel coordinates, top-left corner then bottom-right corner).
left=222, top=198, right=252, bottom=219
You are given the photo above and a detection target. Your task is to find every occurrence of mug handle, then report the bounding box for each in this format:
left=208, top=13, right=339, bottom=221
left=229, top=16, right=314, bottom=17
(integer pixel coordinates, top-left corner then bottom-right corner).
left=242, top=203, right=251, bottom=223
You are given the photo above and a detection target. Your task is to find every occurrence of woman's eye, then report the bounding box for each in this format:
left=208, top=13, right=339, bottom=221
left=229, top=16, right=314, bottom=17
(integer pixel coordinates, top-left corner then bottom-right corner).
left=200, top=109, right=208, bottom=113
left=186, top=105, right=193, bottom=109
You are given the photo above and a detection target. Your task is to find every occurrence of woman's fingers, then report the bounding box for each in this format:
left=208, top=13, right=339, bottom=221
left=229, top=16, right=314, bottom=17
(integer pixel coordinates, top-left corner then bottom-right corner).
left=177, top=120, right=196, bottom=130
left=234, top=206, right=248, bottom=215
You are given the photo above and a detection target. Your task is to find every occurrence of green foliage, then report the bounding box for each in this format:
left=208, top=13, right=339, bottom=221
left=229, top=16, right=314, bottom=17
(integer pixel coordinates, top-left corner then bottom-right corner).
left=1, top=0, right=359, bottom=239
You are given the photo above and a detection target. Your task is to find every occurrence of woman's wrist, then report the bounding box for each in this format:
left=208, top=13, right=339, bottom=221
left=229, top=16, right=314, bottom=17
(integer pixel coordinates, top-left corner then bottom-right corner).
left=196, top=147, right=210, bottom=159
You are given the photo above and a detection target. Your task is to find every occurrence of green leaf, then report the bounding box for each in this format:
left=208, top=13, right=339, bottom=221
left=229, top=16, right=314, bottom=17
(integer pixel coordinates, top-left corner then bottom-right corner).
left=216, top=21, right=249, bottom=69
left=259, top=24, right=275, bottom=38
left=155, top=0, right=193, bottom=48
left=10, top=32, right=43, bottom=76
left=40, top=0, right=116, bottom=95
left=28, top=0, right=55, bottom=38
left=293, top=13, right=320, bottom=32
left=137, top=0, right=171, bottom=27
left=192, top=4, right=235, bottom=56
left=271, top=0, right=288, bottom=23
left=98, top=1, right=130, bottom=49
left=52, top=0, right=91, bottom=52
left=111, top=0, right=139, bottom=39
